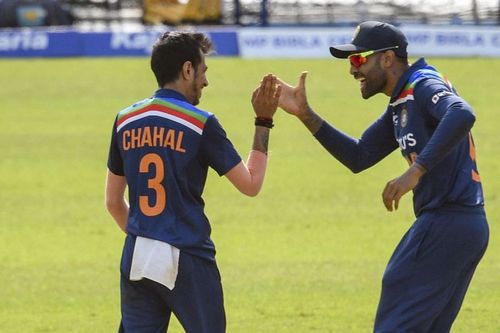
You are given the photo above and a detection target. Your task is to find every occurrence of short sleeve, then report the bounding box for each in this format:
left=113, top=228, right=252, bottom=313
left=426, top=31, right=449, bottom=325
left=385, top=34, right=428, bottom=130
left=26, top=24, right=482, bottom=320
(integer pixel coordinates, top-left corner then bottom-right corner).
left=107, top=117, right=124, bottom=176
left=200, top=115, right=242, bottom=176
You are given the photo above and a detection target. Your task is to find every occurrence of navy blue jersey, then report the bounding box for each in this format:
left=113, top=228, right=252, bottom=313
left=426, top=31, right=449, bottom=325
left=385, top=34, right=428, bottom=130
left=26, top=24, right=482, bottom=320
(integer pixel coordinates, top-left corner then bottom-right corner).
left=314, top=58, right=484, bottom=216
left=107, top=89, right=242, bottom=261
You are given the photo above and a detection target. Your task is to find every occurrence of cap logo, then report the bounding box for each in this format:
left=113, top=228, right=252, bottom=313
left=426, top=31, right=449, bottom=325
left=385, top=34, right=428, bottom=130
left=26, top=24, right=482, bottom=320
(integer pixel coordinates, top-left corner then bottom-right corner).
left=352, top=25, right=361, bottom=42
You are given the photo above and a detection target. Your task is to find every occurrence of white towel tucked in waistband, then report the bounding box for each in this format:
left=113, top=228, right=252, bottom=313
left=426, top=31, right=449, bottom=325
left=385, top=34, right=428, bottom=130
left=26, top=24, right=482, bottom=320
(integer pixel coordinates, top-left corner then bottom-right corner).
left=130, top=236, right=180, bottom=290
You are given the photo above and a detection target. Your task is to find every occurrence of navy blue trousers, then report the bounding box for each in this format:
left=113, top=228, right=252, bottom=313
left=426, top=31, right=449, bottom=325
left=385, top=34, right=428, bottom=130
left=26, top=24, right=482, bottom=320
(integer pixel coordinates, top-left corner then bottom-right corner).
left=118, top=235, right=226, bottom=333
left=374, top=207, right=489, bottom=333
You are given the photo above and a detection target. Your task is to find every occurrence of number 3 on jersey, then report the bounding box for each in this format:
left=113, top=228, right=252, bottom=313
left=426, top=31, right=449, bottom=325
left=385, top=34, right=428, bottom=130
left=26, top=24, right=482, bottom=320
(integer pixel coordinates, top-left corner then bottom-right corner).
left=139, top=153, right=166, bottom=216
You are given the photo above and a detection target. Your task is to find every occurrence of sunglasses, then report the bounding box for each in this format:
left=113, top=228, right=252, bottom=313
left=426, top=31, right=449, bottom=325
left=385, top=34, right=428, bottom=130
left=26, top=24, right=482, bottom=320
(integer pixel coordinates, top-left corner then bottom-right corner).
left=348, top=46, right=399, bottom=68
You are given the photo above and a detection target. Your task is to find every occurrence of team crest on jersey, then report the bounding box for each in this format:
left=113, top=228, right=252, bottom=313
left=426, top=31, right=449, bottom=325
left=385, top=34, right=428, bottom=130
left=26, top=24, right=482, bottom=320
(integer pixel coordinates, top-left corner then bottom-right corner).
left=400, top=108, right=408, bottom=128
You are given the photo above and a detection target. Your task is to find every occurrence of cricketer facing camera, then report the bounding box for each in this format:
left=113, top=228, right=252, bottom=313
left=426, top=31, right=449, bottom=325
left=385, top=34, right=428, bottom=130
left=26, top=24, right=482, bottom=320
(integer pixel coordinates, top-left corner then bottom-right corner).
left=105, top=31, right=281, bottom=333
left=277, top=21, right=489, bottom=332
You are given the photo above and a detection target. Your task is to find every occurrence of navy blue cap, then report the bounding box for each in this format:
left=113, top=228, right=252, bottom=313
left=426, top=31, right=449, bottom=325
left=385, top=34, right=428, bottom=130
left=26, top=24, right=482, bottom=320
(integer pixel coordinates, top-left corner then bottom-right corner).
left=330, top=21, right=408, bottom=58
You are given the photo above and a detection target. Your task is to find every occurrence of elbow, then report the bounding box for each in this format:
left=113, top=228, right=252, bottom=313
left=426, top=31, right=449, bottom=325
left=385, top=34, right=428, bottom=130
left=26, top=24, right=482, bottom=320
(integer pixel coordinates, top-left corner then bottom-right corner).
left=106, top=198, right=121, bottom=215
left=338, top=155, right=369, bottom=174
left=239, top=187, right=261, bottom=197
left=458, top=110, right=475, bottom=135
left=230, top=174, right=264, bottom=197
left=465, top=110, right=476, bottom=128
left=348, top=161, right=367, bottom=174
left=236, top=182, right=262, bottom=197
left=350, top=166, right=364, bottom=174
left=454, top=102, right=476, bottom=130
left=105, top=201, right=115, bottom=215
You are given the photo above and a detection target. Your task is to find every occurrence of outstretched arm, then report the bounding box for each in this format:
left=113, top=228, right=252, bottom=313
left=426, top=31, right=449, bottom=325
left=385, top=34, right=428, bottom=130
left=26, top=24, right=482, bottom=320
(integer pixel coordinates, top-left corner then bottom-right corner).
left=278, top=72, right=398, bottom=173
left=225, top=74, right=281, bottom=196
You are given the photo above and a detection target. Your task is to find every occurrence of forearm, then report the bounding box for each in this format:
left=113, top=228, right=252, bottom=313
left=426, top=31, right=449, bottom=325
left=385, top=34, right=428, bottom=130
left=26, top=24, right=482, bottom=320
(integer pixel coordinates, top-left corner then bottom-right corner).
left=298, top=106, right=324, bottom=134
left=313, top=115, right=398, bottom=173
left=225, top=124, right=271, bottom=196
left=106, top=200, right=129, bottom=233
left=105, top=170, right=129, bottom=233
left=314, top=122, right=366, bottom=172
left=226, top=150, right=268, bottom=196
left=252, top=125, right=271, bottom=154
left=295, top=106, right=364, bottom=168
left=227, top=72, right=278, bottom=196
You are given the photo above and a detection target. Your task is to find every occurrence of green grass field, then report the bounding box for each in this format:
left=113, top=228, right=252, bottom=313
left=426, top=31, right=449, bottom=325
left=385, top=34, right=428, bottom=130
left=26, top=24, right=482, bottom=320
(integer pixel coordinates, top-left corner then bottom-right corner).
left=0, top=57, right=499, bottom=332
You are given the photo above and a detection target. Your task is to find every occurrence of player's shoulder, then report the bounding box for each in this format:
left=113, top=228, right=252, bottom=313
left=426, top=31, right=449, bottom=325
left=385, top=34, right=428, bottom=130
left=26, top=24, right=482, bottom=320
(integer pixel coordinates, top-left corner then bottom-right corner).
left=115, top=96, right=216, bottom=131
left=411, top=65, right=452, bottom=89
left=117, top=97, right=153, bottom=118
left=152, top=96, right=214, bottom=122
left=412, top=70, right=455, bottom=103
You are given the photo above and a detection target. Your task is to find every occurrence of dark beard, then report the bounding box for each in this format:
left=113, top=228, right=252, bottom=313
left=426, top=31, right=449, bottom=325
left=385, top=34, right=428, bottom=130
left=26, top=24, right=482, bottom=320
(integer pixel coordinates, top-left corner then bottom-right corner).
left=361, top=63, right=387, bottom=100
left=191, top=79, right=200, bottom=105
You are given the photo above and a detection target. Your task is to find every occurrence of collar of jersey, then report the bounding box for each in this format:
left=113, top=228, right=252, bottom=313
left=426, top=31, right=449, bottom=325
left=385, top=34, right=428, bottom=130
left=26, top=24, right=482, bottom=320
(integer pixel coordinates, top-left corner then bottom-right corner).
left=154, top=88, right=189, bottom=102
left=390, top=57, right=428, bottom=101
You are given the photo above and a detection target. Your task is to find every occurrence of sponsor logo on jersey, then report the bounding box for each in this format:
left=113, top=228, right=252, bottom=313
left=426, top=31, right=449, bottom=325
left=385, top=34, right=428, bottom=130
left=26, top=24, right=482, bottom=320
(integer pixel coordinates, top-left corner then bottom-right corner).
left=397, top=133, right=417, bottom=150
left=431, top=90, right=453, bottom=104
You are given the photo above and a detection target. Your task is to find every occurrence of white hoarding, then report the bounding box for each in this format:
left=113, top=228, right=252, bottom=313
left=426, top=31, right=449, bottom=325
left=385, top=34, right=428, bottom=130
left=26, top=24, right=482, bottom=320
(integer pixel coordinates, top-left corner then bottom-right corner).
left=238, top=26, right=500, bottom=58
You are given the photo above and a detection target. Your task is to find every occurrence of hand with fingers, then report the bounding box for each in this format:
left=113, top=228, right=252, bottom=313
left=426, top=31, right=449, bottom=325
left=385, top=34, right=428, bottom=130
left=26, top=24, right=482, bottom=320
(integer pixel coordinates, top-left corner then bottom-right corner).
left=276, top=72, right=310, bottom=119
left=382, top=163, right=426, bottom=212
left=252, top=74, right=282, bottom=119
